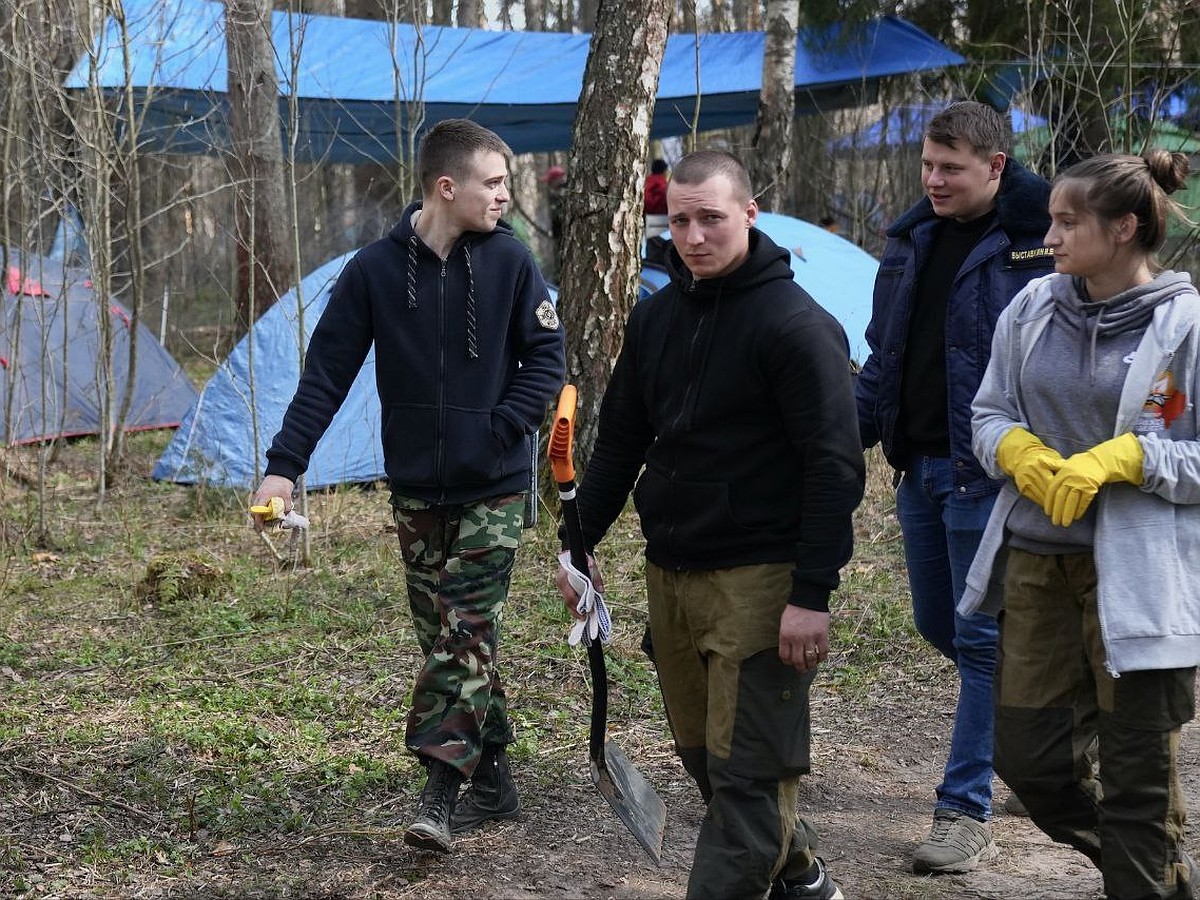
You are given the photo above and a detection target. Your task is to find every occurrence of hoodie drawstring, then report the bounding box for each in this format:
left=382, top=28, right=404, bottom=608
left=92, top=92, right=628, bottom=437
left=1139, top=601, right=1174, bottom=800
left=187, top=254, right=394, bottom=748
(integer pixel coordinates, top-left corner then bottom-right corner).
left=463, top=245, right=478, bottom=360
left=405, top=234, right=479, bottom=361
left=406, top=235, right=419, bottom=310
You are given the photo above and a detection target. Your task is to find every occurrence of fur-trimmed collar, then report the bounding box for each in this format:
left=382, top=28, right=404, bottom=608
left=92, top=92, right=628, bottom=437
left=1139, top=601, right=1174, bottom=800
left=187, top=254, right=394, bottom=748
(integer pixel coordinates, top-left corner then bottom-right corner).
left=886, top=156, right=1051, bottom=241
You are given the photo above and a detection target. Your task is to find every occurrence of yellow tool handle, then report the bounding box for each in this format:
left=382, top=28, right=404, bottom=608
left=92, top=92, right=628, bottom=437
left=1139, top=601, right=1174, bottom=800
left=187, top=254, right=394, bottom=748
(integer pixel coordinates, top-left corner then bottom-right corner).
left=250, top=496, right=285, bottom=520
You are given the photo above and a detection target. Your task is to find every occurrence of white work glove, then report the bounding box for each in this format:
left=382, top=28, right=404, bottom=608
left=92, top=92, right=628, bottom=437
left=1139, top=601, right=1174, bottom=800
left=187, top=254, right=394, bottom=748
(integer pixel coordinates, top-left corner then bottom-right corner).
left=558, top=550, right=612, bottom=647
left=250, top=497, right=309, bottom=531
left=277, top=509, right=309, bottom=530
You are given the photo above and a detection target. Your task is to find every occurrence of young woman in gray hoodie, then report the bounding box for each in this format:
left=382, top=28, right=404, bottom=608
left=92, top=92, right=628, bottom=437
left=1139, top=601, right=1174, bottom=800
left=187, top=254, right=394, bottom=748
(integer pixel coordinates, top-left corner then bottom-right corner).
left=963, top=149, right=1200, bottom=900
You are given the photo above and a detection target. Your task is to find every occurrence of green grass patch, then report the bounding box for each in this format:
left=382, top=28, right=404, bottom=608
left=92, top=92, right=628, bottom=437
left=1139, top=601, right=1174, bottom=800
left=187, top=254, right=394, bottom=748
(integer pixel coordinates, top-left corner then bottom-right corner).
left=0, top=435, right=925, bottom=894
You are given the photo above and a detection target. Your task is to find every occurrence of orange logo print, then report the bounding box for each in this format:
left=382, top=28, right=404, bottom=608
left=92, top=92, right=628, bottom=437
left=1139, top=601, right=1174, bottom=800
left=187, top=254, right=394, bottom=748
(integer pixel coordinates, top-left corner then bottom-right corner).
left=1144, top=370, right=1187, bottom=428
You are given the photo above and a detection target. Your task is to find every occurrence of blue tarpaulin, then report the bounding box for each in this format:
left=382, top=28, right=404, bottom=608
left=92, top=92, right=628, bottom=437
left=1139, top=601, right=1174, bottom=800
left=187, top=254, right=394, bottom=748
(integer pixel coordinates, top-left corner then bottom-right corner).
left=66, top=0, right=965, bottom=162
left=830, top=102, right=1048, bottom=152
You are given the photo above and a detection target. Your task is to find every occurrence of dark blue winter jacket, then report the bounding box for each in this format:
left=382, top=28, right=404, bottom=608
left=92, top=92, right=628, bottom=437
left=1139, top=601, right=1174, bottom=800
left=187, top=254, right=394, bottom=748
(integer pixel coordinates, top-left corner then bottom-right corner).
left=855, top=158, right=1053, bottom=496
left=265, top=202, right=565, bottom=504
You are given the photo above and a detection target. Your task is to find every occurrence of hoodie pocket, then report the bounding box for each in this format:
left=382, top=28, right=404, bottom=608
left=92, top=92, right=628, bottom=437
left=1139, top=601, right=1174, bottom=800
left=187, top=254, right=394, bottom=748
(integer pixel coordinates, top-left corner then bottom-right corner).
left=634, top=468, right=751, bottom=555
left=382, top=403, right=438, bottom=486
left=441, top=407, right=510, bottom=485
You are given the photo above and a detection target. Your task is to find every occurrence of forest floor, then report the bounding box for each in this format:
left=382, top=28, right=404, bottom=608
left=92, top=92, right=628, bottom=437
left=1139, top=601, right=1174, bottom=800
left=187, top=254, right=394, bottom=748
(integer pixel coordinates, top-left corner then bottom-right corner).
left=1, top=438, right=1194, bottom=900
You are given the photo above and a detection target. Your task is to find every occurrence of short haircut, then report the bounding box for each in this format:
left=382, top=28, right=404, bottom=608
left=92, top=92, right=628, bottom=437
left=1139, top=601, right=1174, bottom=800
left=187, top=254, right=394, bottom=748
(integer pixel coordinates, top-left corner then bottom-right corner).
left=670, top=150, right=752, bottom=203
left=1054, top=149, right=1192, bottom=254
left=926, top=100, right=1013, bottom=158
left=417, top=119, right=511, bottom=194
left=650, top=158, right=669, bottom=175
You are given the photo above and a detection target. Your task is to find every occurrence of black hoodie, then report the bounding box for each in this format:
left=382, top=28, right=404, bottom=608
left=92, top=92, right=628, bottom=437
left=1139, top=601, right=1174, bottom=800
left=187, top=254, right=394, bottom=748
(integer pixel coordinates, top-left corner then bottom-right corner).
left=576, top=229, right=865, bottom=611
left=265, top=201, right=565, bottom=504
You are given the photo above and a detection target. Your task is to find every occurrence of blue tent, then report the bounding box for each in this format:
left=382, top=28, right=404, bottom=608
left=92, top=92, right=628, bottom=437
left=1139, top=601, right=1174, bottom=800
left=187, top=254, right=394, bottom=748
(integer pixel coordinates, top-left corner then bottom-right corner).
left=152, top=250, right=375, bottom=488
left=753, top=213, right=877, bottom=362
left=48, top=204, right=89, bottom=269
left=67, top=0, right=965, bottom=161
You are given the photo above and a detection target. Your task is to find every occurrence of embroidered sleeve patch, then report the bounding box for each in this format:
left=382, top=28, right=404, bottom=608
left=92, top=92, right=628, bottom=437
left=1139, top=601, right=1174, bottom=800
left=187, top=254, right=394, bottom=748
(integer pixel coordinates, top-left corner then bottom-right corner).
left=536, top=298, right=560, bottom=330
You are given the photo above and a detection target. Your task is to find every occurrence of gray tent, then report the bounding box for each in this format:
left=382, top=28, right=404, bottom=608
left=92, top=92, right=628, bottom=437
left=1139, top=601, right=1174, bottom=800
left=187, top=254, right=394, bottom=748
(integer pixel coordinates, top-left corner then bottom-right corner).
left=1, top=249, right=198, bottom=445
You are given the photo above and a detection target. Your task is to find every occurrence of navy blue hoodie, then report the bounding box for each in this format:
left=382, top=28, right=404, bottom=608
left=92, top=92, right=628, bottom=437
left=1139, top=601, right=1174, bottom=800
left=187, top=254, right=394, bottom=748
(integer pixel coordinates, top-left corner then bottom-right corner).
left=265, top=202, right=565, bottom=503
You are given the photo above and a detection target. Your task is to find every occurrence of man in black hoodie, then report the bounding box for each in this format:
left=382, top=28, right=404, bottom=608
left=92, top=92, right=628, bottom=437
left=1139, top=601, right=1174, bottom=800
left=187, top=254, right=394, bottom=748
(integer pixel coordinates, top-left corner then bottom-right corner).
left=252, top=119, right=565, bottom=854
left=558, top=150, right=864, bottom=900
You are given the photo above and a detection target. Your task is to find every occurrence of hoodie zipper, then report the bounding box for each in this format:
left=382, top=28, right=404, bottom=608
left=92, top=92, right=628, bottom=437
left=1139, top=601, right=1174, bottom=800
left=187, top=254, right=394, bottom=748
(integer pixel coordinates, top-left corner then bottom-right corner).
left=665, top=291, right=710, bottom=559
left=435, top=256, right=448, bottom=502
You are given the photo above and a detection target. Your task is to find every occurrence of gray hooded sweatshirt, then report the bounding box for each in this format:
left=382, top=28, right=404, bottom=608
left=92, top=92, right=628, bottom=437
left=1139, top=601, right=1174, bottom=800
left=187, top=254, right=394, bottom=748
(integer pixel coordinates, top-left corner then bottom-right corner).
left=963, top=270, right=1200, bottom=675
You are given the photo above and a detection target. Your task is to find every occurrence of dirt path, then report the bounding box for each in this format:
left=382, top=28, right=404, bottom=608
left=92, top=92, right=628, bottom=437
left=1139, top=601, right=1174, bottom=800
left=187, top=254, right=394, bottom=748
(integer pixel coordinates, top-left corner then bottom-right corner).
left=130, top=664, right=1199, bottom=900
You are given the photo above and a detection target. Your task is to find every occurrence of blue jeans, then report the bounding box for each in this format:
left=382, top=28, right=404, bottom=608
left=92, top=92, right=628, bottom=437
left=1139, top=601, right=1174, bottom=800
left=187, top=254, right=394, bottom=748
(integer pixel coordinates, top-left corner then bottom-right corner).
left=896, top=455, right=999, bottom=822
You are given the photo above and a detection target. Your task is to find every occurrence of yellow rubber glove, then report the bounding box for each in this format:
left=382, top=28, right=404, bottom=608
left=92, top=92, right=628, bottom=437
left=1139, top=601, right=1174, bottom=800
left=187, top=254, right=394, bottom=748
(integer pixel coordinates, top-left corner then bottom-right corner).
left=996, top=427, right=1065, bottom=507
left=1043, top=432, right=1145, bottom=528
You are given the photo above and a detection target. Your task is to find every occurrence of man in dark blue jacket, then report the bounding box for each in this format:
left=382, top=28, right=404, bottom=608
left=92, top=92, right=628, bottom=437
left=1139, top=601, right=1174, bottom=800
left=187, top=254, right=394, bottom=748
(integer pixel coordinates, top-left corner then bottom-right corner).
left=856, top=101, right=1053, bottom=874
left=252, top=119, right=565, bottom=854
left=560, top=150, right=863, bottom=900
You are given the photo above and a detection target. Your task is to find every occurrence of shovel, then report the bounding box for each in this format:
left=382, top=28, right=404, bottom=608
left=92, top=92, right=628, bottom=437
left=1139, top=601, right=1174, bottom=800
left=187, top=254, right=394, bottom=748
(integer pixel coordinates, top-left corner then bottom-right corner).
left=548, top=384, right=667, bottom=866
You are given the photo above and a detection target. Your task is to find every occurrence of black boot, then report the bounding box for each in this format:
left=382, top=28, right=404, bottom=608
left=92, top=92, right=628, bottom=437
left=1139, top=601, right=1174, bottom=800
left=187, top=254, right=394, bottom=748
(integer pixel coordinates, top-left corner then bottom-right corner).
left=404, top=760, right=464, bottom=853
left=449, top=745, right=521, bottom=834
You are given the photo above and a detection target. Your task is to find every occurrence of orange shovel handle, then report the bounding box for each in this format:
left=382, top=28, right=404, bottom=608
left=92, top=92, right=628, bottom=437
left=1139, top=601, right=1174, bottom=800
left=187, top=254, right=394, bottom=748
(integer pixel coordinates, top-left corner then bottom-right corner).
left=548, top=384, right=578, bottom=484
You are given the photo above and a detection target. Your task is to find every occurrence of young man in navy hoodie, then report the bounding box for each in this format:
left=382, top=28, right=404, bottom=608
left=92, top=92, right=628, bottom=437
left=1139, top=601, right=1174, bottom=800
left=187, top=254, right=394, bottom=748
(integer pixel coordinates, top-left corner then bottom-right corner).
left=252, top=119, right=565, bottom=854
left=559, top=150, right=863, bottom=900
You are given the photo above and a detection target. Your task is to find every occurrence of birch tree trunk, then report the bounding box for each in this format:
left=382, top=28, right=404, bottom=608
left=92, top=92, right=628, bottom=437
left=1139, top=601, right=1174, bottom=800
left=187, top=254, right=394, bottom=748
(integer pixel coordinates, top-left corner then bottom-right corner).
left=226, top=0, right=295, bottom=330
left=558, top=0, right=671, bottom=462
left=708, top=0, right=729, bottom=31
left=310, top=0, right=359, bottom=261
left=677, top=0, right=697, bottom=34
left=748, top=0, right=798, bottom=212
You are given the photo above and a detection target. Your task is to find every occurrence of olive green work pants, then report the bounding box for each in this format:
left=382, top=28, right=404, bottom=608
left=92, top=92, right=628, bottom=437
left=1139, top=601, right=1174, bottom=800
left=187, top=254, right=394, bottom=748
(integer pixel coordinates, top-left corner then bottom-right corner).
left=646, top=561, right=821, bottom=900
left=996, top=549, right=1195, bottom=900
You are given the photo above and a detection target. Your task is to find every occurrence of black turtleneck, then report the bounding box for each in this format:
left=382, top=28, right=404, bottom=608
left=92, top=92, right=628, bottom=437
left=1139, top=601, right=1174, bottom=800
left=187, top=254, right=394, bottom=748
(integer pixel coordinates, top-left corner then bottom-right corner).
left=901, top=209, right=996, bottom=456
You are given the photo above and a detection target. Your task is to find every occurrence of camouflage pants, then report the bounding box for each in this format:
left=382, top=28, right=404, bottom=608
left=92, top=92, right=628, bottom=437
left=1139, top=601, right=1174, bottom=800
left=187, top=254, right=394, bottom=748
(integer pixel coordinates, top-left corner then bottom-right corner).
left=391, top=493, right=524, bottom=778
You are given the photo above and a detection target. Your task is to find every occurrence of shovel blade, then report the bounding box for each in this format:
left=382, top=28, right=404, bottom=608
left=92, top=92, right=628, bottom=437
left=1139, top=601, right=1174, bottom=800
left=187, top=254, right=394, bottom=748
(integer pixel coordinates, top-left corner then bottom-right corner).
left=591, top=739, right=667, bottom=865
